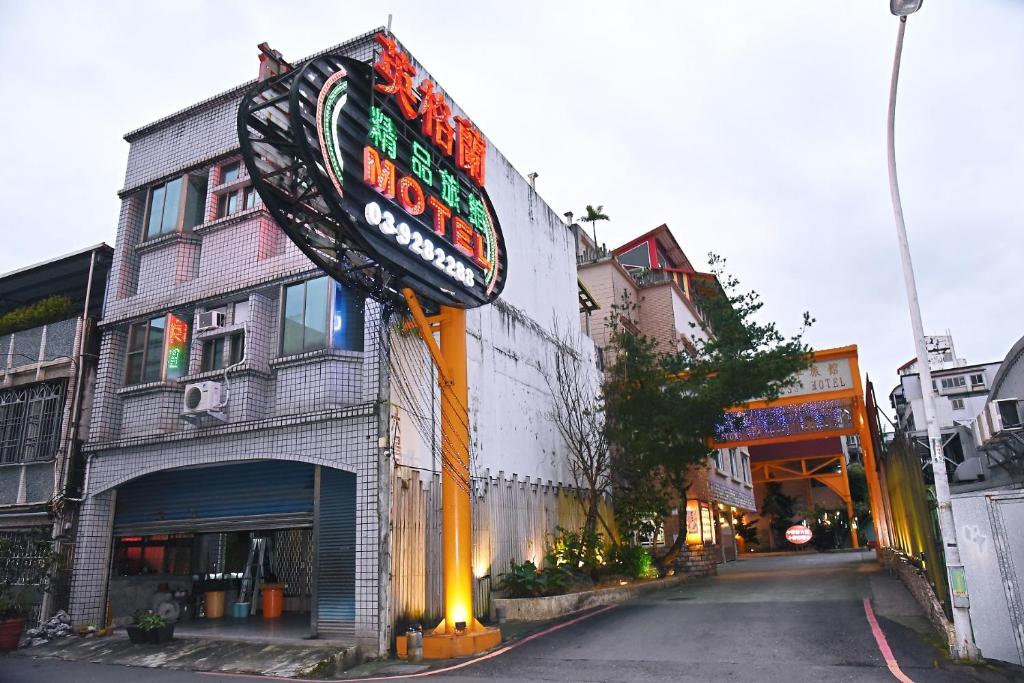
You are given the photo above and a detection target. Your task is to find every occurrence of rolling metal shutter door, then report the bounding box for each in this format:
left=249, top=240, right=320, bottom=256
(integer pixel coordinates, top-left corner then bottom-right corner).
left=316, top=467, right=356, bottom=641
left=113, top=460, right=315, bottom=535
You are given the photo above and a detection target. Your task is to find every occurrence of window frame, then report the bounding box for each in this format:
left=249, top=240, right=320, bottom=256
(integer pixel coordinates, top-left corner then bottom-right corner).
left=144, top=172, right=208, bottom=239
left=279, top=277, right=364, bottom=356
left=951, top=398, right=965, bottom=411
left=969, top=373, right=985, bottom=387
left=125, top=317, right=168, bottom=385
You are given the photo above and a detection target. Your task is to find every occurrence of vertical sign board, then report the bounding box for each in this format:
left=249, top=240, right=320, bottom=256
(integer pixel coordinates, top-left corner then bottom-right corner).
left=238, top=34, right=507, bottom=310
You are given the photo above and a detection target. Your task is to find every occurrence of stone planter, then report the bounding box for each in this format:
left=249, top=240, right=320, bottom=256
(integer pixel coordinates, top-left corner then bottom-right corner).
left=492, top=575, right=687, bottom=622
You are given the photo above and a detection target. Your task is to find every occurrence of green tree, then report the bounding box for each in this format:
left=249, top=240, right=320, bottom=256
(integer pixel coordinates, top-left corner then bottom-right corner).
left=579, top=204, right=610, bottom=249
left=604, top=254, right=813, bottom=566
left=761, top=482, right=797, bottom=551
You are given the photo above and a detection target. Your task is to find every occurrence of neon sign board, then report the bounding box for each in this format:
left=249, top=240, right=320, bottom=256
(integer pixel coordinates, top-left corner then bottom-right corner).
left=164, top=313, right=190, bottom=380
left=238, top=34, right=507, bottom=309
left=785, top=525, right=813, bottom=545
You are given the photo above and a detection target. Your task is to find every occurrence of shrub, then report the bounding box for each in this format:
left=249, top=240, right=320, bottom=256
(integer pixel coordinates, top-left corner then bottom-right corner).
left=0, top=295, right=75, bottom=337
left=606, top=543, right=658, bottom=579
left=497, top=560, right=568, bottom=598
left=546, top=526, right=604, bottom=576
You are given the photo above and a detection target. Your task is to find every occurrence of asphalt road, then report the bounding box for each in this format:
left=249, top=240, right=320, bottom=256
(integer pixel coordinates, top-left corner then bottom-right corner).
left=2, top=551, right=1016, bottom=682
left=428, top=550, right=985, bottom=683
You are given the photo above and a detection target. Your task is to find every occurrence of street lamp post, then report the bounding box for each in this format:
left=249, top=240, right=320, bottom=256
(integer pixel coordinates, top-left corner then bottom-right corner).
left=886, top=0, right=978, bottom=660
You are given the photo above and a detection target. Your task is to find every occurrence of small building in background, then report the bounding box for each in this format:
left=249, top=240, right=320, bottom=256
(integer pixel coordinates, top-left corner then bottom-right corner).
left=575, top=223, right=755, bottom=566
left=0, top=243, right=113, bottom=622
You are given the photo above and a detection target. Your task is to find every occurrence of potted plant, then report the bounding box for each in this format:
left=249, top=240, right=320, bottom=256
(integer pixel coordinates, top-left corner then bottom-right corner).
left=137, top=611, right=174, bottom=644
left=0, top=582, right=31, bottom=652
left=0, top=533, right=58, bottom=652
left=125, top=610, right=148, bottom=644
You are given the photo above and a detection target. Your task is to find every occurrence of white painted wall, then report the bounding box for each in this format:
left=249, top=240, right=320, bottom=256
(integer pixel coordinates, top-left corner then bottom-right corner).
left=389, top=38, right=596, bottom=486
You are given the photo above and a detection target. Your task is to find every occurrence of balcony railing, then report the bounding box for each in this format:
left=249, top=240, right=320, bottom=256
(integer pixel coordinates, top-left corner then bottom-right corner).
left=630, top=268, right=676, bottom=288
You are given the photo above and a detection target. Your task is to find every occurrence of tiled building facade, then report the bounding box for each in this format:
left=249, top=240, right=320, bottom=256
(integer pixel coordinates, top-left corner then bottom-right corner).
left=68, top=29, right=593, bottom=654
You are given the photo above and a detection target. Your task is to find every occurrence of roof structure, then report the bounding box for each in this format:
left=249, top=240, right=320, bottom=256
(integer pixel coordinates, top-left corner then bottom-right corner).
left=0, top=243, right=113, bottom=318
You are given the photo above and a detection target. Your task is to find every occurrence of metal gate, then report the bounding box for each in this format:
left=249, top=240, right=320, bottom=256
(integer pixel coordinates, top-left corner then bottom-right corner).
left=315, top=466, right=356, bottom=641
left=113, top=460, right=315, bottom=535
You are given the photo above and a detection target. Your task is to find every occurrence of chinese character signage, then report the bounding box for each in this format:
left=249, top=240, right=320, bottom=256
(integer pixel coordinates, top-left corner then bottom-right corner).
left=777, top=358, right=854, bottom=399
left=238, top=33, right=507, bottom=309
left=164, top=313, right=190, bottom=380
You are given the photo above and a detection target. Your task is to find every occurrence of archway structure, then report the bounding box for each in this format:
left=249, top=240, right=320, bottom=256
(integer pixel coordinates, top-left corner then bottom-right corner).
left=711, top=346, right=889, bottom=550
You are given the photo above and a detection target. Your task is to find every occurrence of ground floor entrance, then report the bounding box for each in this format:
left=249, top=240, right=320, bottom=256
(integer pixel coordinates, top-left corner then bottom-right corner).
left=103, top=459, right=355, bottom=643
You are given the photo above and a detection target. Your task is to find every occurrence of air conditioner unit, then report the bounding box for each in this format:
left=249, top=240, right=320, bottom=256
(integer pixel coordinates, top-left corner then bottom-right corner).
left=971, top=415, right=986, bottom=450
left=183, top=381, right=223, bottom=414
left=197, top=310, right=226, bottom=331
left=977, top=411, right=993, bottom=446
left=989, top=398, right=1022, bottom=433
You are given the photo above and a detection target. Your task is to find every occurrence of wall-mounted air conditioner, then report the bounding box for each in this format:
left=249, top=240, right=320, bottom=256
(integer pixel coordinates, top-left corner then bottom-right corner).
left=183, top=381, right=224, bottom=415
left=197, top=310, right=226, bottom=331
left=971, top=415, right=986, bottom=450
left=989, top=398, right=1022, bottom=433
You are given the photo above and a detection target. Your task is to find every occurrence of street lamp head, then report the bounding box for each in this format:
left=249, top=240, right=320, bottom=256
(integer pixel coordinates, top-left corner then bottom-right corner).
left=890, top=0, right=923, bottom=16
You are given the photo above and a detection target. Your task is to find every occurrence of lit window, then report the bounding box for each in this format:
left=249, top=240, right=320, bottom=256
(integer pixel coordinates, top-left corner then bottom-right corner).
left=281, top=278, right=364, bottom=356
left=281, top=278, right=330, bottom=355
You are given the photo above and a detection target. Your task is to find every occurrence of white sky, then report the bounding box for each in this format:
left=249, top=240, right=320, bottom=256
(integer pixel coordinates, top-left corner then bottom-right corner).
left=1, top=1, right=1021, bottom=399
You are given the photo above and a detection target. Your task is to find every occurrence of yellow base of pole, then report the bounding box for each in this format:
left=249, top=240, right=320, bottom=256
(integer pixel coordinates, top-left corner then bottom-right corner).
left=402, top=290, right=502, bottom=658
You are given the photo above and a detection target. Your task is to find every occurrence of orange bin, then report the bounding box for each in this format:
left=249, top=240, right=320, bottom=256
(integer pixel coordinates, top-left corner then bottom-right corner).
left=261, top=583, right=286, bottom=619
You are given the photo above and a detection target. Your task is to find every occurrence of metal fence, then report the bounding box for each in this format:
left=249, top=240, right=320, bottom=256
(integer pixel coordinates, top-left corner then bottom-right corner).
left=878, top=432, right=950, bottom=615
left=389, top=466, right=614, bottom=628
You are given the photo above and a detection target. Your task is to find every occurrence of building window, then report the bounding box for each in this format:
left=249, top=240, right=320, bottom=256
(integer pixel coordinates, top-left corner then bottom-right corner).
left=951, top=398, right=965, bottom=411
left=331, top=282, right=364, bottom=352
left=216, top=191, right=240, bottom=219
left=145, top=178, right=182, bottom=239
left=220, top=162, right=241, bottom=185
left=244, top=186, right=260, bottom=210
left=0, top=382, right=66, bottom=464
left=970, top=373, right=985, bottom=388
left=113, top=534, right=193, bottom=577
left=282, top=278, right=330, bottom=355
left=941, top=376, right=967, bottom=390
left=201, top=331, right=245, bottom=373
left=728, top=448, right=738, bottom=478
left=713, top=450, right=725, bottom=471
left=741, top=452, right=751, bottom=484
left=281, top=278, right=364, bottom=356
left=145, top=174, right=207, bottom=239
left=126, top=317, right=167, bottom=385
left=201, top=336, right=226, bottom=373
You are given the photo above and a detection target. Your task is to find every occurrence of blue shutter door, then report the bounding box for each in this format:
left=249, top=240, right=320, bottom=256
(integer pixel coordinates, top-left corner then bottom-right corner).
left=113, top=460, right=315, bottom=534
left=316, top=466, right=356, bottom=641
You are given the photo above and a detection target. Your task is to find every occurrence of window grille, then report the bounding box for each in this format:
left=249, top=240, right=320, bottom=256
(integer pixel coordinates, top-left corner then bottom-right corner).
left=0, top=381, right=66, bottom=464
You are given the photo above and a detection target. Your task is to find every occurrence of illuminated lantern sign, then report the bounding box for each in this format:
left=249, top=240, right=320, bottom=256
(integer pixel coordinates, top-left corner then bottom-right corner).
left=785, top=524, right=813, bottom=545
left=238, top=34, right=507, bottom=309
left=164, top=313, right=190, bottom=380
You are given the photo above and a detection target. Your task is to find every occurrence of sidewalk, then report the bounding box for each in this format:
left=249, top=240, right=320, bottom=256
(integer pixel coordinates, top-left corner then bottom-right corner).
left=11, top=630, right=356, bottom=678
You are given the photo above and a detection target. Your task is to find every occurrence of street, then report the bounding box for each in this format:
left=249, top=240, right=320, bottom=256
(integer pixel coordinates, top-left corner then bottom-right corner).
left=5, top=551, right=1010, bottom=683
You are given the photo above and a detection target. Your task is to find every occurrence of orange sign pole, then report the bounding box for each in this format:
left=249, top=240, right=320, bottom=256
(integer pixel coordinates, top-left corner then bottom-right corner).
left=402, top=289, right=500, bottom=658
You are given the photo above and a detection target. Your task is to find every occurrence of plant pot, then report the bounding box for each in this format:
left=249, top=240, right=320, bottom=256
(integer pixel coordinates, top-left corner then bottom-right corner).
left=126, top=624, right=148, bottom=644
left=146, top=623, right=174, bottom=644
left=0, top=616, right=26, bottom=652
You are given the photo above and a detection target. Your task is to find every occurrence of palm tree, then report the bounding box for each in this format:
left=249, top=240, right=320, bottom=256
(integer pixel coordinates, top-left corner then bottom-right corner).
left=580, top=204, right=610, bottom=255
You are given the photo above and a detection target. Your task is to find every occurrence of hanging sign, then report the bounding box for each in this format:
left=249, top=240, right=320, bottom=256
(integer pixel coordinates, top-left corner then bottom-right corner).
left=238, top=33, right=507, bottom=309
left=785, top=524, right=813, bottom=545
